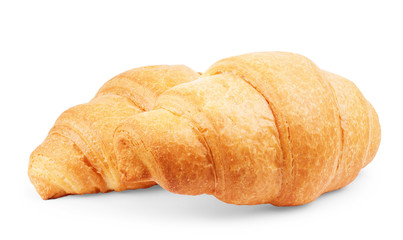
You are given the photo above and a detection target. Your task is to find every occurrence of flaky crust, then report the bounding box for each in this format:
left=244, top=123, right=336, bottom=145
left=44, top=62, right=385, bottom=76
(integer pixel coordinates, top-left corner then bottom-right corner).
left=115, top=52, right=381, bottom=206
left=29, top=65, right=200, bottom=199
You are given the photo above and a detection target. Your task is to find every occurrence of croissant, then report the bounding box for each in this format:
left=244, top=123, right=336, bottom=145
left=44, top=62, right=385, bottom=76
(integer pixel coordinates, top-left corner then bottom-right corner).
left=115, top=52, right=381, bottom=206
left=28, top=65, right=200, bottom=199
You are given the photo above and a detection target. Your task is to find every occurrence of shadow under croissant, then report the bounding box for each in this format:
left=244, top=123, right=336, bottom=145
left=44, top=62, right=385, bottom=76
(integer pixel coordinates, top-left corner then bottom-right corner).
left=60, top=183, right=350, bottom=219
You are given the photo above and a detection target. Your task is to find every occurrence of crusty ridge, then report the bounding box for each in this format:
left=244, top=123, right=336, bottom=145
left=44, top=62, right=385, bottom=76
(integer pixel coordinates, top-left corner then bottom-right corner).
left=29, top=65, right=200, bottom=199
left=114, top=52, right=380, bottom=206
left=204, top=52, right=342, bottom=205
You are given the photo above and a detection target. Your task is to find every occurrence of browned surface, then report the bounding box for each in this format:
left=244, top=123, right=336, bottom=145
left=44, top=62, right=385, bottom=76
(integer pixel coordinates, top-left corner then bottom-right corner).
left=115, top=52, right=381, bottom=206
left=28, top=65, right=200, bottom=199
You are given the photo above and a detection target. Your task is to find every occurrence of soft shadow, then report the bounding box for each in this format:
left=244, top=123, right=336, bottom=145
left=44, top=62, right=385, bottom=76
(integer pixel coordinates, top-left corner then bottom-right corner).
left=80, top=186, right=312, bottom=219
left=63, top=183, right=349, bottom=220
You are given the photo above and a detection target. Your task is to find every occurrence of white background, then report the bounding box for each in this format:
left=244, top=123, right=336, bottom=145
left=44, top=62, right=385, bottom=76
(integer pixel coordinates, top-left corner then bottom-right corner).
left=1, top=0, right=402, bottom=239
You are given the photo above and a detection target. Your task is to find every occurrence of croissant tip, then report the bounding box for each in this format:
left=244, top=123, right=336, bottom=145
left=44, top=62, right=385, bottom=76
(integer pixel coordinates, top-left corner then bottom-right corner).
left=28, top=168, right=67, bottom=200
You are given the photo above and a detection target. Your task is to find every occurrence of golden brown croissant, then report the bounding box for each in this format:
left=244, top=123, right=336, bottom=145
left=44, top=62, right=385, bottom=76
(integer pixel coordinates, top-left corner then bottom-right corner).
left=115, top=52, right=381, bottom=206
left=29, top=65, right=200, bottom=199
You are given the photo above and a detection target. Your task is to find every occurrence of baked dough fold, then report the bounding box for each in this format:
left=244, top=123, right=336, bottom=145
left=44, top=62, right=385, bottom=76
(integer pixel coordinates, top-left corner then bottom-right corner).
left=29, top=65, right=199, bottom=199
left=115, top=52, right=381, bottom=206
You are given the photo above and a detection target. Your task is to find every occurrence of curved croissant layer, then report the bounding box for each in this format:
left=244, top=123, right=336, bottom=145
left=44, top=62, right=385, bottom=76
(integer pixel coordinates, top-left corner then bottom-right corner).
left=115, top=52, right=381, bottom=206
left=29, top=65, right=200, bottom=199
